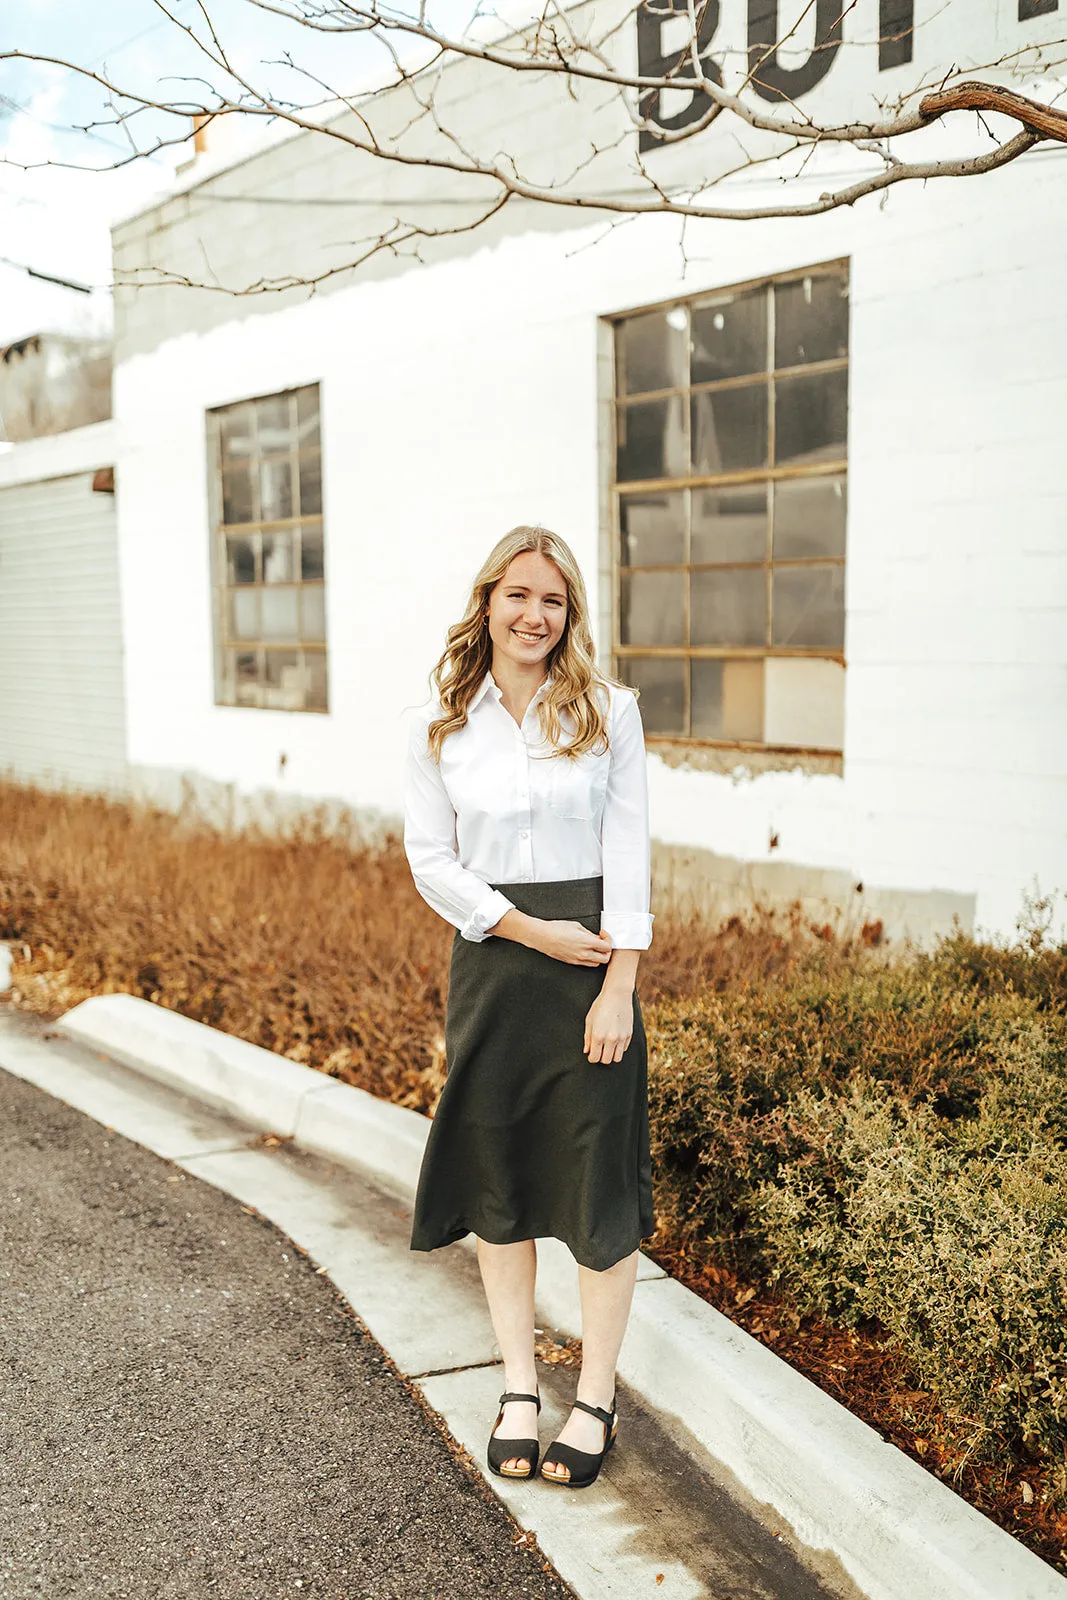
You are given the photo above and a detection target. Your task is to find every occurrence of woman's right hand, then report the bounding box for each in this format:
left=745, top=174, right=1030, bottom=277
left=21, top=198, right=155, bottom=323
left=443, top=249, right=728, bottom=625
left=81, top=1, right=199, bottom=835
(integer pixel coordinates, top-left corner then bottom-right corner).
left=529, top=918, right=614, bottom=967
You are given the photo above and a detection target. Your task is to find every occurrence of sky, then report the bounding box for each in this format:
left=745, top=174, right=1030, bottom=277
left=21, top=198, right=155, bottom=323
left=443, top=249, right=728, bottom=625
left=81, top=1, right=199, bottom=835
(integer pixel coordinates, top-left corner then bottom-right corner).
left=0, top=0, right=463, bottom=345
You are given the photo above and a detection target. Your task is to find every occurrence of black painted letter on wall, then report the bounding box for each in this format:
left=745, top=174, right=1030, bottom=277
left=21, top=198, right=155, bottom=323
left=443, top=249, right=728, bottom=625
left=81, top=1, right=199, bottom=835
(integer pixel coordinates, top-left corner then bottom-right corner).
left=747, top=0, right=842, bottom=100
left=638, top=0, right=723, bottom=153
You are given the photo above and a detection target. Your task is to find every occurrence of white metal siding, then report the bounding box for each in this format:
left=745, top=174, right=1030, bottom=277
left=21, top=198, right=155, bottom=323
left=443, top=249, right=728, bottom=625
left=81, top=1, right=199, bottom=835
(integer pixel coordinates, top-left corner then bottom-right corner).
left=0, top=471, right=128, bottom=793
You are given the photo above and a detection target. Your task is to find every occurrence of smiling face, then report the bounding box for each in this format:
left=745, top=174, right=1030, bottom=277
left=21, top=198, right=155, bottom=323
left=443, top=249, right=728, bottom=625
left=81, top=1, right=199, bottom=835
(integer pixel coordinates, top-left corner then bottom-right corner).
left=486, top=550, right=570, bottom=674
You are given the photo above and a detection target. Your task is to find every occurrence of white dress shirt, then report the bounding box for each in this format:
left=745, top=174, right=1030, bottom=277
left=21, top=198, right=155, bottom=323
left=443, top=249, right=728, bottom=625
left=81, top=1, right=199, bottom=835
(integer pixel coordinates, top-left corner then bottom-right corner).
left=404, top=669, right=655, bottom=950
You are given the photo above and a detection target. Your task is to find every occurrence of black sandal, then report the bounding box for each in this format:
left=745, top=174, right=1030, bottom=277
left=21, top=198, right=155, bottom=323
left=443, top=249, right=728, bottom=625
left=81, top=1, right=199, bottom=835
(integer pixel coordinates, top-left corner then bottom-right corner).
left=487, top=1390, right=542, bottom=1480
left=539, top=1395, right=617, bottom=1489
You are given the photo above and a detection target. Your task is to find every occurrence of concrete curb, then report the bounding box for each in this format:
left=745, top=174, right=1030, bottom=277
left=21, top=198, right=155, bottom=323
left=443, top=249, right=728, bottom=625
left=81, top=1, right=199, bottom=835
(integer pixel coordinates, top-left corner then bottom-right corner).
left=59, top=991, right=429, bottom=1197
left=58, top=993, right=1067, bottom=1600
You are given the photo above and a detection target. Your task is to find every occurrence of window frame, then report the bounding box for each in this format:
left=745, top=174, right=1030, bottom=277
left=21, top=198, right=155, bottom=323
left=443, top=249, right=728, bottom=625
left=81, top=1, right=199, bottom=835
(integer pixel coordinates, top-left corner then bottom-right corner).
left=606, top=258, right=849, bottom=759
left=205, top=381, right=329, bottom=715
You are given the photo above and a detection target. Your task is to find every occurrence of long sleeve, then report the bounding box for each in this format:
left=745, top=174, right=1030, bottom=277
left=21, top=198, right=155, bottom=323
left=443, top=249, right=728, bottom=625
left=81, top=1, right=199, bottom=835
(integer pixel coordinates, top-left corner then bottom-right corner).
left=403, top=710, right=516, bottom=942
left=600, top=689, right=655, bottom=951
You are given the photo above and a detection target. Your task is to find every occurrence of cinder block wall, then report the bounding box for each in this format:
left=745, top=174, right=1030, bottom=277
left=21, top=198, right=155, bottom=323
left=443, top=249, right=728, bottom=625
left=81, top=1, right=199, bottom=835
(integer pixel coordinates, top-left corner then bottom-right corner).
left=110, top=76, right=1067, bottom=946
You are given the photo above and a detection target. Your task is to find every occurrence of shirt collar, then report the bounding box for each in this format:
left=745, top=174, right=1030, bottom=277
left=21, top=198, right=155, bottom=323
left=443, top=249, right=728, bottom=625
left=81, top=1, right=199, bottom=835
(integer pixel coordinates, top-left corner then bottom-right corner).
left=471, top=667, right=555, bottom=712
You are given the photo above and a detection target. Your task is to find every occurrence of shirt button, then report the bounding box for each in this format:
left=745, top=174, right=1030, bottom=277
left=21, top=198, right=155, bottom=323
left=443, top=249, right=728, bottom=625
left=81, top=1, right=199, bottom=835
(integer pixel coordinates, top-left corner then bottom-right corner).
left=520, top=830, right=529, bottom=839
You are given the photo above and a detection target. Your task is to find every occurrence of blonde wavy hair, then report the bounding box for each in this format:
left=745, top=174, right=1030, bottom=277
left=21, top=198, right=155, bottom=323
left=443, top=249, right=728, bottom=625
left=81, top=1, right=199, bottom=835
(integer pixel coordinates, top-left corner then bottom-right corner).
left=425, top=525, right=634, bottom=764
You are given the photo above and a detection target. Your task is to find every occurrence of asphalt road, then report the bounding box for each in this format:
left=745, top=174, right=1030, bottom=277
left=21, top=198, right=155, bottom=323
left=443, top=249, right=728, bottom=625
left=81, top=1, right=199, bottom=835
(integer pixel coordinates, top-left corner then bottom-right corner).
left=0, top=1065, right=574, bottom=1600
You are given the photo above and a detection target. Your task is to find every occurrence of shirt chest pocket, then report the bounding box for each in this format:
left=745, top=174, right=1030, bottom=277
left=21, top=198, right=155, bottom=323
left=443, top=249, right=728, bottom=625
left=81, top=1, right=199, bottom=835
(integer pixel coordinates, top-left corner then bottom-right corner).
left=542, top=747, right=610, bottom=821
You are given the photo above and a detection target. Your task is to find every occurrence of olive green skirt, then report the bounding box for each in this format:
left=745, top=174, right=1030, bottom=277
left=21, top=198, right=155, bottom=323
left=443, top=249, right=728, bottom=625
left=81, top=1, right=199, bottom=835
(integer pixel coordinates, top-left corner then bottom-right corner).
left=409, top=874, right=654, bottom=1272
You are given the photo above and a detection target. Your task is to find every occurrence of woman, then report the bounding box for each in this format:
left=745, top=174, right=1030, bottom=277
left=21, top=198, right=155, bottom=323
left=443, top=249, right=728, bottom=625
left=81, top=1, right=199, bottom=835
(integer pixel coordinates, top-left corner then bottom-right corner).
left=403, top=524, right=654, bottom=1490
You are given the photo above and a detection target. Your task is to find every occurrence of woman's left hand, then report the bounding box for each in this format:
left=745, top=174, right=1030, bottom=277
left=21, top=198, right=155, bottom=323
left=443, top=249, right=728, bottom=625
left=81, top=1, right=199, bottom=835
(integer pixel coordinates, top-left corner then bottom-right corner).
left=584, top=986, right=634, bottom=1064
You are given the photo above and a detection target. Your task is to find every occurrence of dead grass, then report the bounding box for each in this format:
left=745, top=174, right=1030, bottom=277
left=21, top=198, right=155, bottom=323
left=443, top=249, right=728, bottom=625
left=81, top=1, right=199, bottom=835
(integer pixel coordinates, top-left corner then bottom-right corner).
left=0, top=778, right=857, bottom=1112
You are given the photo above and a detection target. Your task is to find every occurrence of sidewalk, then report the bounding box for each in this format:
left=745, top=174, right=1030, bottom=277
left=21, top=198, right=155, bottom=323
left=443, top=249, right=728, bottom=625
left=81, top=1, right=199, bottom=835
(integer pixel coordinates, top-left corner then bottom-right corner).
left=0, top=1003, right=857, bottom=1600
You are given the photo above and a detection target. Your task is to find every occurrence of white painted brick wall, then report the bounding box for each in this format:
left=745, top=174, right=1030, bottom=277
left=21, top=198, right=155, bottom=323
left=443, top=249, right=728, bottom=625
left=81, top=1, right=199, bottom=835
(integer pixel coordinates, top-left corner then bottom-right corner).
left=109, top=56, right=1067, bottom=943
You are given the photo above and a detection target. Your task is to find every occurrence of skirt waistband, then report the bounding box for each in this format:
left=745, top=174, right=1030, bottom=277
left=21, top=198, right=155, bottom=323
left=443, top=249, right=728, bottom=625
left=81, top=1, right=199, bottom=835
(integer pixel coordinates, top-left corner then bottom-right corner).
left=488, top=874, right=603, bottom=921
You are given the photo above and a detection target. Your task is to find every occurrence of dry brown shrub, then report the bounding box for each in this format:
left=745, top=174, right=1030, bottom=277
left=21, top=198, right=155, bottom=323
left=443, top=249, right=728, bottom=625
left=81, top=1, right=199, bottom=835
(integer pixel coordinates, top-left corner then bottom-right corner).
left=0, top=781, right=450, bottom=1107
left=0, top=779, right=838, bottom=1112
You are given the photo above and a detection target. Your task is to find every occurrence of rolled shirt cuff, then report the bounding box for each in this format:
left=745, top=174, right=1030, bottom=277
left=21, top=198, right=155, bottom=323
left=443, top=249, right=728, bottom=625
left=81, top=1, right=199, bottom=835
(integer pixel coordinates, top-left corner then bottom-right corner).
left=600, top=910, right=655, bottom=951
left=460, top=888, right=516, bottom=943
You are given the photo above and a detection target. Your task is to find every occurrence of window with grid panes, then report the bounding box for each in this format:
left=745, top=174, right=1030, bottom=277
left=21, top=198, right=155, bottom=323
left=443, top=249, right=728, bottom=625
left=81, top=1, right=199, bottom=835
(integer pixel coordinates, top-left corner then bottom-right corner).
left=207, top=384, right=328, bottom=712
left=611, top=261, right=848, bottom=752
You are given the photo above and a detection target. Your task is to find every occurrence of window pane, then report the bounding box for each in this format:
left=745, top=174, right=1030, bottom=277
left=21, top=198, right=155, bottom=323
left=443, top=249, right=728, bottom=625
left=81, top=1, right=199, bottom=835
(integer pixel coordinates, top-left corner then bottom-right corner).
left=257, top=393, right=292, bottom=453
left=608, top=270, right=849, bottom=752
left=219, top=405, right=254, bottom=462
left=690, top=568, right=767, bottom=647
left=771, top=564, right=844, bottom=649
left=300, top=525, right=325, bottom=582
left=306, top=649, right=328, bottom=712
left=620, top=571, right=685, bottom=647
left=691, top=383, right=768, bottom=476
left=692, top=658, right=764, bottom=741
left=617, top=396, right=686, bottom=482
left=690, top=287, right=768, bottom=384
left=226, top=534, right=257, bottom=585
left=259, top=458, right=294, bottom=523
left=623, top=658, right=686, bottom=736
left=261, top=585, right=300, bottom=641
left=229, top=588, right=260, bottom=640
left=263, top=648, right=305, bottom=711
left=620, top=492, right=685, bottom=567
left=222, top=465, right=255, bottom=525
left=261, top=531, right=294, bottom=583
left=233, top=649, right=260, bottom=706
left=299, top=453, right=322, bottom=517
left=211, top=385, right=327, bottom=716
left=296, top=386, right=320, bottom=448
left=775, top=272, right=848, bottom=369
left=764, top=657, right=844, bottom=749
left=691, top=486, right=767, bottom=565
left=775, top=369, right=848, bottom=466
left=301, top=585, right=326, bottom=641
left=616, top=309, right=688, bottom=396
left=773, top=474, right=847, bottom=559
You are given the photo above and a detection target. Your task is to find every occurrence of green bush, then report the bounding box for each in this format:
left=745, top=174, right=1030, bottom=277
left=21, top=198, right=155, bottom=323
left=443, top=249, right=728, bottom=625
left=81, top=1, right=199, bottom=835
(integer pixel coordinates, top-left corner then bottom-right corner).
left=918, top=923, right=1067, bottom=1015
left=648, top=942, right=1067, bottom=1462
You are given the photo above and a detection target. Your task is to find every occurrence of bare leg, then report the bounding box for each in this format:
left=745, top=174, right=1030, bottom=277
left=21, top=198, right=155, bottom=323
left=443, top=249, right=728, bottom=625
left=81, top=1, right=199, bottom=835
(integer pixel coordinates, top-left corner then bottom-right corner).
left=542, top=1249, right=639, bottom=1480
left=475, top=1236, right=539, bottom=1474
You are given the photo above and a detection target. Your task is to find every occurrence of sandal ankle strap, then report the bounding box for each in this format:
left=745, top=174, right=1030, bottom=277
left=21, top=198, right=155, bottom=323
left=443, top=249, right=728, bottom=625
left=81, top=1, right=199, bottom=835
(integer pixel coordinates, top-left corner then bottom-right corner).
left=571, top=1397, right=616, bottom=1428
left=499, top=1390, right=541, bottom=1411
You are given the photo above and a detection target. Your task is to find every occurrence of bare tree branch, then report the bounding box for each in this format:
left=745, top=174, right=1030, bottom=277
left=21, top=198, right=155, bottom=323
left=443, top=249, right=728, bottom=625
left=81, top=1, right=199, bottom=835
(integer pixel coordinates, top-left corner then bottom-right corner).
left=2, top=0, right=1065, bottom=297
left=919, top=80, right=1067, bottom=143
